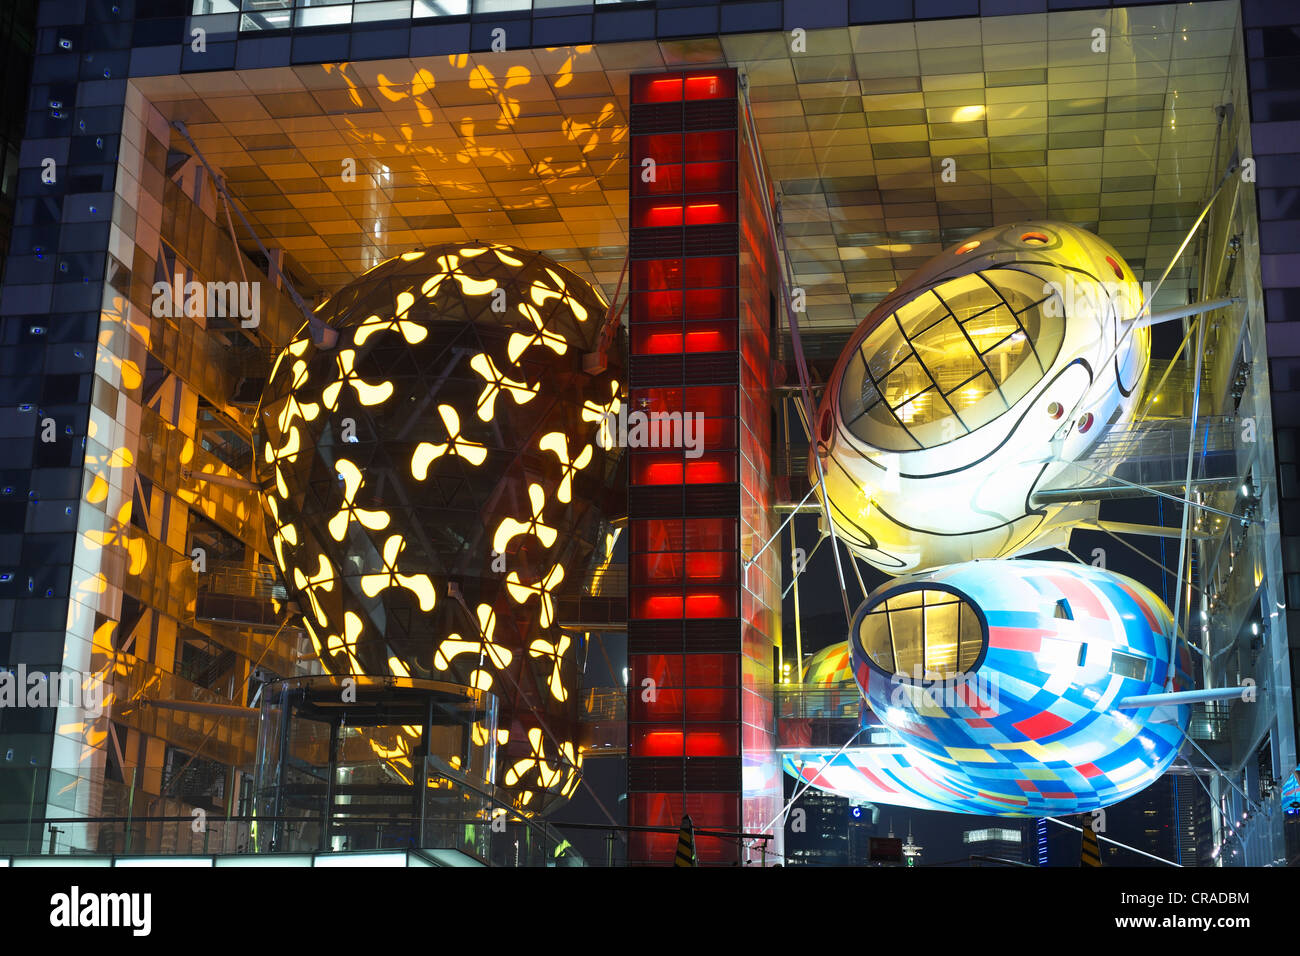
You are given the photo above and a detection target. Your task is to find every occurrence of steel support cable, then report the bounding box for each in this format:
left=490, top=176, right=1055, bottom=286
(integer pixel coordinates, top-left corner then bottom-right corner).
left=1044, top=815, right=1182, bottom=867
left=758, top=725, right=866, bottom=839
left=1088, top=522, right=1204, bottom=596
left=738, top=77, right=854, bottom=629
left=172, top=120, right=337, bottom=349
left=1179, top=757, right=1254, bottom=859
left=1184, top=733, right=1264, bottom=817
left=1091, top=160, right=1239, bottom=382
left=1057, top=459, right=1243, bottom=523
left=782, top=532, right=825, bottom=600
left=1168, top=315, right=1208, bottom=685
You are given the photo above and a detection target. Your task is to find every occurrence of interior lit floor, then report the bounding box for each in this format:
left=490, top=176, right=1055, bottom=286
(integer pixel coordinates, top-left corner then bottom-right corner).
left=134, top=0, right=1242, bottom=342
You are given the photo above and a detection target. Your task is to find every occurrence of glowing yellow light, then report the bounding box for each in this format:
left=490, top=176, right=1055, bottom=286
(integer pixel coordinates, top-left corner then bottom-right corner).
left=327, top=459, right=391, bottom=541
left=582, top=380, right=621, bottom=448
left=360, top=534, right=437, bottom=612
left=493, top=247, right=523, bottom=268
left=528, top=632, right=571, bottom=702
left=353, top=305, right=428, bottom=347
left=420, top=253, right=498, bottom=300
left=293, top=554, right=335, bottom=627
left=493, top=483, right=557, bottom=554
left=531, top=269, right=590, bottom=323
left=326, top=610, right=365, bottom=673
left=411, top=405, right=487, bottom=478
left=275, top=358, right=321, bottom=432
left=505, top=727, right=564, bottom=790
left=508, top=301, right=568, bottom=363
left=538, top=432, right=592, bottom=503
left=470, top=352, right=537, bottom=420
left=506, top=563, right=565, bottom=628
left=434, top=603, right=514, bottom=676
left=322, top=349, right=394, bottom=409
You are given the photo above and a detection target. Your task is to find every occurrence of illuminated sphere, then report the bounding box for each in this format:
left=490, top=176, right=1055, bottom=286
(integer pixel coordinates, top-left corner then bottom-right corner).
left=256, top=243, right=624, bottom=812
left=811, top=221, right=1149, bottom=574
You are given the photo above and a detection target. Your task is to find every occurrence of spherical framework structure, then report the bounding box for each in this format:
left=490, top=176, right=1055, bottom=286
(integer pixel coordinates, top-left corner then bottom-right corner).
left=256, top=243, right=624, bottom=812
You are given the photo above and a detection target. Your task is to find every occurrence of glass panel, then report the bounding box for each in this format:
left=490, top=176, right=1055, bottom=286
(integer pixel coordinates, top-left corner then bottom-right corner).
left=958, top=602, right=983, bottom=671
left=881, top=354, right=931, bottom=409
left=840, top=351, right=874, bottom=423
left=842, top=267, right=1066, bottom=451
left=889, top=606, right=924, bottom=677
left=926, top=273, right=999, bottom=323
left=923, top=601, right=959, bottom=676
left=859, top=607, right=895, bottom=674
left=912, top=316, right=983, bottom=393
left=885, top=590, right=923, bottom=611
left=864, top=589, right=987, bottom=680
left=946, top=370, right=1006, bottom=430
left=1109, top=650, right=1149, bottom=681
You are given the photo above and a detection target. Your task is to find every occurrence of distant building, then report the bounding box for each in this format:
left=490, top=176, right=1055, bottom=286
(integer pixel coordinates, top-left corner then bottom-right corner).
left=783, top=781, right=877, bottom=866
left=963, top=826, right=1026, bottom=866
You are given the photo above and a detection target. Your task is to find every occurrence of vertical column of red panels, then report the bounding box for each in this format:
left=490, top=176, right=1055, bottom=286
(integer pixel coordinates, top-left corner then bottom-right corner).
left=626, top=69, right=743, bottom=865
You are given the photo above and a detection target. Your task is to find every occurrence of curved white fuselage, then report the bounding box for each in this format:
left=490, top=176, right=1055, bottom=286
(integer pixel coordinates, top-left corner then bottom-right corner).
left=812, top=222, right=1149, bottom=573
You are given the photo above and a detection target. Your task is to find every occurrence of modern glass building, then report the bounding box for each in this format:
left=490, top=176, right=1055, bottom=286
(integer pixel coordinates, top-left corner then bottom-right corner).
left=0, top=0, right=1297, bottom=866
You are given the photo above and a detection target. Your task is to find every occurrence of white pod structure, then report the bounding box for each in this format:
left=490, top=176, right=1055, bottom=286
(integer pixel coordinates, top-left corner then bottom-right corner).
left=810, top=221, right=1150, bottom=574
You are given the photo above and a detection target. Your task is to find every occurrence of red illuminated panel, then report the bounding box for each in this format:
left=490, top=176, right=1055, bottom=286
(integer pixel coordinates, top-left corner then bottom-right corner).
left=683, top=517, right=737, bottom=551
left=628, top=324, right=736, bottom=355
left=685, top=724, right=738, bottom=755
left=630, top=290, right=683, bottom=321
left=630, top=688, right=686, bottom=720
left=684, top=73, right=733, bottom=99
left=632, top=133, right=683, bottom=164
left=631, top=654, right=684, bottom=688
left=682, top=689, right=737, bottom=721
left=632, top=726, right=684, bottom=756
left=632, top=258, right=682, bottom=291
left=632, top=195, right=736, bottom=229
left=630, top=589, right=684, bottom=619
left=633, top=75, right=683, bottom=102
left=684, top=162, right=736, bottom=193
left=686, top=386, right=736, bottom=417
left=684, top=589, right=737, bottom=618
left=682, top=654, right=740, bottom=687
left=684, top=323, right=736, bottom=353
left=684, top=131, right=736, bottom=162
left=683, top=551, right=736, bottom=583
left=630, top=518, right=683, bottom=552
left=631, top=551, right=685, bottom=584
left=631, top=653, right=741, bottom=689
left=633, top=163, right=684, bottom=195
left=683, top=288, right=736, bottom=321
left=631, top=452, right=735, bottom=485
left=698, top=417, right=738, bottom=450
left=684, top=257, right=737, bottom=289
left=631, top=325, right=684, bottom=355
left=685, top=453, right=737, bottom=484
left=631, top=453, right=684, bottom=485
